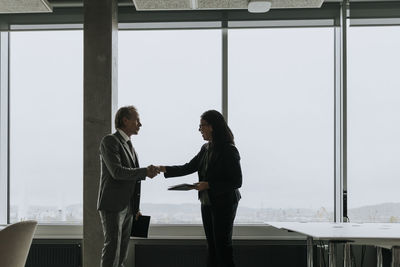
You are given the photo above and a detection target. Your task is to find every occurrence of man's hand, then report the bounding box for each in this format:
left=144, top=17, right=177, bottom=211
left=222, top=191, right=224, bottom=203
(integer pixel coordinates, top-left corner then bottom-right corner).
left=158, top=166, right=166, bottom=173
left=135, top=211, right=142, bottom=221
left=146, top=165, right=160, bottom=178
left=194, top=182, right=209, bottom=191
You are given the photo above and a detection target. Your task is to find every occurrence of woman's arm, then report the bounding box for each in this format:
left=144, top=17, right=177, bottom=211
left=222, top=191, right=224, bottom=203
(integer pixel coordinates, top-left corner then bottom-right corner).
left=161, top=145, right=206, bottom=178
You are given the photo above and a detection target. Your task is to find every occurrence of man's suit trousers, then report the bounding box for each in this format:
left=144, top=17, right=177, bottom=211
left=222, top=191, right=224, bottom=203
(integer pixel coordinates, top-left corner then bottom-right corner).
left=99, top=205, right=133, bottom=267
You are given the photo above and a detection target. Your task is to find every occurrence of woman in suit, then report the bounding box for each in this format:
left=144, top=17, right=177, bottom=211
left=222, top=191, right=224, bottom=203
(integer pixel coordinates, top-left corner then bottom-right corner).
left=159, top=110, right=242, bottom=267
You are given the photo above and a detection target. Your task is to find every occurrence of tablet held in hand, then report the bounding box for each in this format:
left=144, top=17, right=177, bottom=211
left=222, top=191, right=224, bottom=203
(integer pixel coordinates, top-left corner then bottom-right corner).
left=168, top=183, right=196, bottom=191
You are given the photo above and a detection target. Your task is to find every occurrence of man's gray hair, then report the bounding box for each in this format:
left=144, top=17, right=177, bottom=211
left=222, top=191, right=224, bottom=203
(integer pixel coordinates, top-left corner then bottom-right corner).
left=114, top=106, right=137, bottom=129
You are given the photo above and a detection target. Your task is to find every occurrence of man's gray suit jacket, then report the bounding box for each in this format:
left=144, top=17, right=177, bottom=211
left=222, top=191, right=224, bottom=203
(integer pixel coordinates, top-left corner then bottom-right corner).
left=97, top=131, right=147, bottom=213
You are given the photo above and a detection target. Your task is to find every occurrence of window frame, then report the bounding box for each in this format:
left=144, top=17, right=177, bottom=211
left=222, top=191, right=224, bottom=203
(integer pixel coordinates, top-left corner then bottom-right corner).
left=0, top=1, right=399, bottom=237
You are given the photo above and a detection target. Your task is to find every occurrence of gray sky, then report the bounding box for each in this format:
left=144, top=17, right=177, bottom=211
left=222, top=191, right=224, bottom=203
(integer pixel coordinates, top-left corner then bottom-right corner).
left=8, top=25, right=400, bottom=222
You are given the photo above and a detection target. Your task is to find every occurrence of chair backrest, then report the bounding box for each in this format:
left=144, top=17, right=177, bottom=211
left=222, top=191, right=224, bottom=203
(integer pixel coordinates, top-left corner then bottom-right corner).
left=0, top=220, right=38, bottom=267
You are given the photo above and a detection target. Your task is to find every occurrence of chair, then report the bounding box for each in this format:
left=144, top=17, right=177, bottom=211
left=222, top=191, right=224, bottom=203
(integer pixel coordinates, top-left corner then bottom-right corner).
left=0, top=220, right=38, bottom=267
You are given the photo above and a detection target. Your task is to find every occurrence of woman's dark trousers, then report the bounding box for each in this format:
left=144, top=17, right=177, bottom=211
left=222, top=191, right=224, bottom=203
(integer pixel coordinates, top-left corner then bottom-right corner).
left=201, top=202, right=238, bottom=267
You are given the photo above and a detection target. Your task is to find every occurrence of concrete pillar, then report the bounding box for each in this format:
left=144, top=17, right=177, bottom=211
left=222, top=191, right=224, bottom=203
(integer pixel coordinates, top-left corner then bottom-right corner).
left=0, top=32, right=9, bottom=224
left=83, top=0, right=118, bottom=266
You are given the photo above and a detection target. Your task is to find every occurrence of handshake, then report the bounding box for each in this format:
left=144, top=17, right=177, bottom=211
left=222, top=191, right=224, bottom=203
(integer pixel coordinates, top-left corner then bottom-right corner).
left=146, top=165, right=166, bottom=178
left=144, top=165, right=210, bottom=191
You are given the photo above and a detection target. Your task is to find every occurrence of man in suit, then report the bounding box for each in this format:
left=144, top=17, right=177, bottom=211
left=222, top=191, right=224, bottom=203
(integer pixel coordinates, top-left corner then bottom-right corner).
left=97, top=105, right=159, bottom=267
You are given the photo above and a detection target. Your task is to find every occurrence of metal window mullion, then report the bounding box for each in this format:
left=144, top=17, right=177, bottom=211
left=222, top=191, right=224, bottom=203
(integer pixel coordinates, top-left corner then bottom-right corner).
left=0, top=31, right=10, bottom=224
left=222, top=25, right=228, bottom=120
left=334, top=23, right=342, bottom=224
left=333, top=1, right=348, bottom=223
left=341, top=2, right=348, bottom=224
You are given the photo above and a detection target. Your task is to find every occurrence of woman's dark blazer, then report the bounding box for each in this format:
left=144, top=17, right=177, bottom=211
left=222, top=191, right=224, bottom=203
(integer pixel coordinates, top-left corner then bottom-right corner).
left=164, top=142, right=242, bottom=205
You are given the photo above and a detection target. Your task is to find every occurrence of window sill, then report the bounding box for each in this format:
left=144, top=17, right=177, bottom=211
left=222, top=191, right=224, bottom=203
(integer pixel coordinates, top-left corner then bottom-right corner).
left=9, top=223, right=306, bottom=240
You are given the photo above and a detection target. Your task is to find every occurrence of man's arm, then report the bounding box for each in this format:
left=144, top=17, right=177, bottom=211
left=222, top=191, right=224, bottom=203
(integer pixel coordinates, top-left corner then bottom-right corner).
left=100, top=135, right=147, bottom=181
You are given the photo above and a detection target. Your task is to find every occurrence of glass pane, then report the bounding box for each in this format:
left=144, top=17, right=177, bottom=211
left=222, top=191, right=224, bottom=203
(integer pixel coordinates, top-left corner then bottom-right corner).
left=348, top=26, right=400, bottom=223
left=229, top=28, right=334, bottom=222
left=9, top=31, right=83, bottom=223
left=119, top=30, right=221, bottom=223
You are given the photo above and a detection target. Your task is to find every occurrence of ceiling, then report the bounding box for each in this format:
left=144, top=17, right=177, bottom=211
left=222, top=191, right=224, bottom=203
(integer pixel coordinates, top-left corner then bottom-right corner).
left=131, top=0, right=324, bottom=11
left=0, top=0, right=398, bottom=14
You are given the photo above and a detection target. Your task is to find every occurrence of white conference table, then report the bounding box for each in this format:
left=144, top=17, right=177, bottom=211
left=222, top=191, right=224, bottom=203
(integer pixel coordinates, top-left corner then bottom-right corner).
left=266, top=222, right=400, bottom=267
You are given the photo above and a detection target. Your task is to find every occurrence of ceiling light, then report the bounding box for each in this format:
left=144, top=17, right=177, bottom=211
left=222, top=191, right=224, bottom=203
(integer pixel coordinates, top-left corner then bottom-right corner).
left=0, top=0, right=52, bottom=14
left=248, top=0, right=272, bottom=13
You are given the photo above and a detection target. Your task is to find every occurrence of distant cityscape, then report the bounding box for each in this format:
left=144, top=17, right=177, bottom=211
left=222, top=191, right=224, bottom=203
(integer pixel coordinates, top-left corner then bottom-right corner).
left=10, top=202, right=400, bottom=224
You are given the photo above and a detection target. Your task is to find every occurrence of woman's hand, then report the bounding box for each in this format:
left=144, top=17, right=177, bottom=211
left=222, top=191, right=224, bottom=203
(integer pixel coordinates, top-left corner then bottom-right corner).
left=158, top=166, right=166, bottom=172
left=195, top=182, right=209, bottom=191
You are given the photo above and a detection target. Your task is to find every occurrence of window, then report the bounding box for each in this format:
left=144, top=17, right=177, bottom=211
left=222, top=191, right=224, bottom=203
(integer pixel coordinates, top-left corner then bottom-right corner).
left=228, top=28, right=335, bottom=222
left=9, top=31, right=83, bottom=223
left=347, top=26, right=400, bottom=223
left=118, top=30, right=221, bottom=223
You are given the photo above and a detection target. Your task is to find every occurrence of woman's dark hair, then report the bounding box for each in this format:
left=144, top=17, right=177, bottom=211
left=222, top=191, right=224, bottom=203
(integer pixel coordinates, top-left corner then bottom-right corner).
left=201, top=110, right=234, bottom=147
